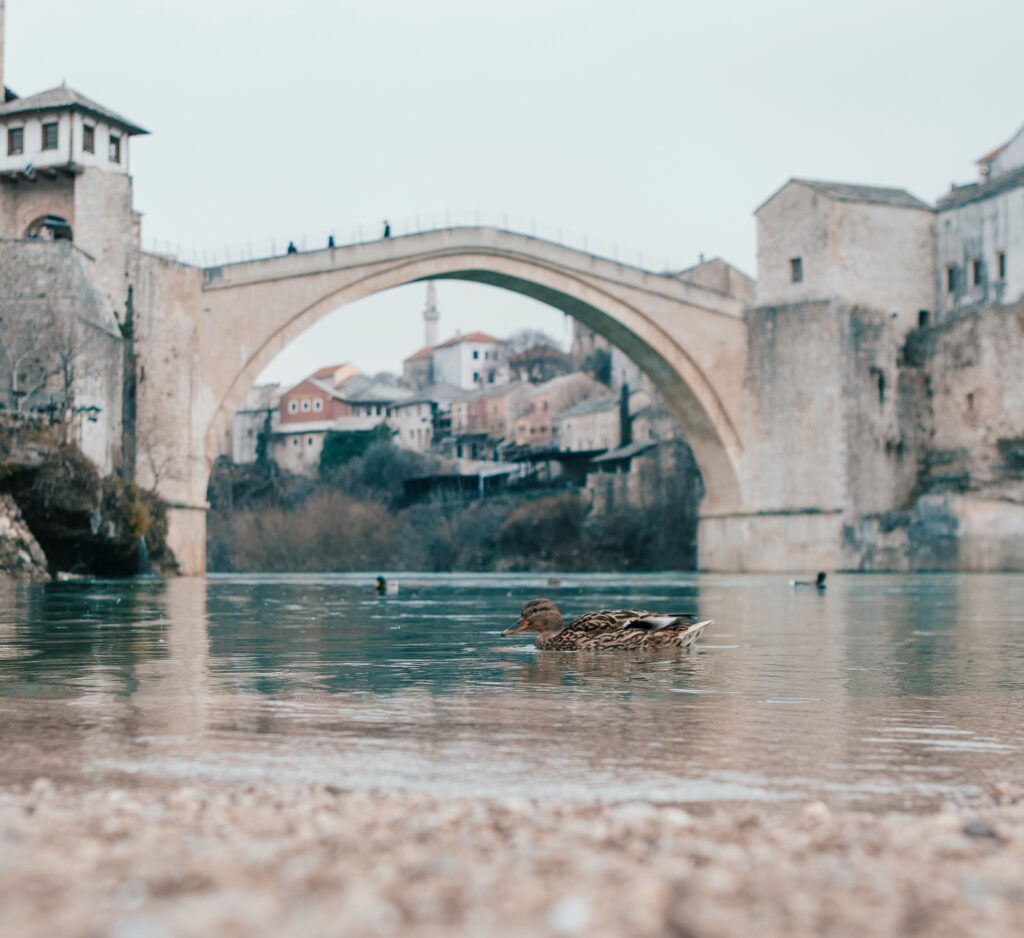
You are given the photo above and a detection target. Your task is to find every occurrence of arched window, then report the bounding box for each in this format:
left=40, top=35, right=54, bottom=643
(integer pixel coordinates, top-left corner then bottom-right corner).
left=25, top=215, right=73, bottom=241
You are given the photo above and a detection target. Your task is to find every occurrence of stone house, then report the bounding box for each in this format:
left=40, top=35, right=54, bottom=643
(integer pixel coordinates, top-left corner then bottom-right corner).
left=476, top=381, right=530, bottom=440
left=514, top=373, right=606, bottom=449
left=231, top=383, right=280, bottom=464
left=557, top=395, right=620, bottom=452
left=387, top=399, right=435, bottom=453
left=754, top=179, right=935, bottom=332
left=402, top=345, right=434, bottom=389
left=0, top=80, right=152, bottom=476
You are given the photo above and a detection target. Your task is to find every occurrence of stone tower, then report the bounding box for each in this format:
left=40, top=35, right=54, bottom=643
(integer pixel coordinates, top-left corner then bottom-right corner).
left=423, top=281, right=440, bottom=348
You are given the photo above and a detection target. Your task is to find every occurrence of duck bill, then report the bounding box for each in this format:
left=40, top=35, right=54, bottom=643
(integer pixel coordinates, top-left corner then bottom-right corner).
left=501, top=622, right=530, bottom=637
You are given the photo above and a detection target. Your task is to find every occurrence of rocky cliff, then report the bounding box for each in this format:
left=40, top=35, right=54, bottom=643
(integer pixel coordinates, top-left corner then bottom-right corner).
left=0, top=419, right=176, bottom=578
left=0, top=494, right=49, bottom=581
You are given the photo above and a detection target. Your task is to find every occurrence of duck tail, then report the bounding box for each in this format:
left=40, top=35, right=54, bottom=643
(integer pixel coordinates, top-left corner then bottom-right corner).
left=632, top=613, right=701, bottom=632
left=677, top=619, right=712, bottom=646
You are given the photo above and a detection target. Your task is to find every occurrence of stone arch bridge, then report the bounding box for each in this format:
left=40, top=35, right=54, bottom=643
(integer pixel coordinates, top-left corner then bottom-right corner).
left=136, top=227, right=833, bottom=573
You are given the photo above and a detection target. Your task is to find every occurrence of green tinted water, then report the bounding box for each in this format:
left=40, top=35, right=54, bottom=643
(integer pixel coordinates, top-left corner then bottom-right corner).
left=1, top=573, right=1022, bottom=809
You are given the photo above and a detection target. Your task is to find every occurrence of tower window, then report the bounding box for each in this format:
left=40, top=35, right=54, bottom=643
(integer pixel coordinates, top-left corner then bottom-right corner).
left=109, top=135, right=121, bottom=163
left=473, top=350, right=479, bottom=359
left=946, top=265, right=957, bottom=294
left=972, top=258, right=983, bottom=286
left=83, top=125, right=95, bottom=153
left=42, top=122, right=58, bottom=150
left=790, top=257, right=803, bottom=283
left=997, top=251, right=1007, bottom=281
left=7, top=126, right=24, bottom=155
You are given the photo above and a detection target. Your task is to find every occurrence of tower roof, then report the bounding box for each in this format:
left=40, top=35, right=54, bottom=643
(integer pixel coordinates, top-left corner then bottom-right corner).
left=0, top=84, right=148, bottom=135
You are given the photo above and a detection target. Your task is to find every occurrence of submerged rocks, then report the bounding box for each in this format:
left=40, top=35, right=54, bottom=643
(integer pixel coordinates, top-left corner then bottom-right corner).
left=0, top=495, right=49, bottom=581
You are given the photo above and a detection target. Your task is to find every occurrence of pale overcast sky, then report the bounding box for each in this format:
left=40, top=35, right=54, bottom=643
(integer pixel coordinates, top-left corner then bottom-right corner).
left=6, top=0, right=1023, bottom=384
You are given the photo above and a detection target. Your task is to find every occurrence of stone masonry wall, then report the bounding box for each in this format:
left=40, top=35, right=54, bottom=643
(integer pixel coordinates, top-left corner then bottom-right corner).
left=743, top=301, right=849, bottom=515
left=0, top=240, right=123, bottom=473
left=844, top=302, right=1024, bottom=570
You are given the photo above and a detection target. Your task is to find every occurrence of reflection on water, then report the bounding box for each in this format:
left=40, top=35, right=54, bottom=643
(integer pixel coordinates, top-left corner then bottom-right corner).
left=1, top=573, right=1023, bottom=809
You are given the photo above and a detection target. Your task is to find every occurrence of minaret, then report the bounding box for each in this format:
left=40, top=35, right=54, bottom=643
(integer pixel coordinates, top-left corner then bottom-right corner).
left=423, top=281, right=440, bottom=348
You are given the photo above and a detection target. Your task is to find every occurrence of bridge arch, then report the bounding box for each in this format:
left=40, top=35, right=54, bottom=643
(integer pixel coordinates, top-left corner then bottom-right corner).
left=191, top=231, right=748, bottom=539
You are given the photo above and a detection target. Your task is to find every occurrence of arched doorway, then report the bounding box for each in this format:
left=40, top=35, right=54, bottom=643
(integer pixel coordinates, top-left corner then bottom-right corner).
left=25, top=215, right=73, bottom=241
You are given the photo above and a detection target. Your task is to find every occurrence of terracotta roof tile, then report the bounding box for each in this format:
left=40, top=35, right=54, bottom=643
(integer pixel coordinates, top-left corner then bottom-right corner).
left=436, top=331, right=505, bottom=348
left=403, top=346, right=434, bottom=362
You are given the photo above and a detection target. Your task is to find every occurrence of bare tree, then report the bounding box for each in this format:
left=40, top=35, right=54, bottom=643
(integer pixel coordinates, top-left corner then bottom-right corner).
left=0, top=305, right=111, bottom=443
left=505, top=329, right=564, bottom=355
left=135, top=424, right=182, bottom=491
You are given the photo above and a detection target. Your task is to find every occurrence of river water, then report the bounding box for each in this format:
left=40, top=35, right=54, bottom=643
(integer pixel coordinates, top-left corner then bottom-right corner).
left=1, top=573, right=1022, bottom=810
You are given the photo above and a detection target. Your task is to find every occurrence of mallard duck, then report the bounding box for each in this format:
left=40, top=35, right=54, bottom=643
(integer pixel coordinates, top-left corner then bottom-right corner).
left=501, top=598, right=712, bottom=650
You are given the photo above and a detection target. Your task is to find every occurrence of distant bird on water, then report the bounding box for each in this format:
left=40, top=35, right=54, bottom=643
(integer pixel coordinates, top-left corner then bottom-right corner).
left=375, top=576, right=399, bottom=595
left=791, top=571, right=827, bottom=591
left=502, top=599, right=711, bottom=651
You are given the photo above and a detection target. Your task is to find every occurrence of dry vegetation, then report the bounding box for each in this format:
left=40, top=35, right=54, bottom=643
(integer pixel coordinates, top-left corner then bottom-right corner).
left=207, top=441, right=700, bottom=572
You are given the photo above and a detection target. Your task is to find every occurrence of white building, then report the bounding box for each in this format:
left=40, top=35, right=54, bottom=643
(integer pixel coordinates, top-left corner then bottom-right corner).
left=935, top=123, right=1024, bottom=319
left=431, top=332, right=510, bottom=390
left=0, top=84, right=145, bottom=181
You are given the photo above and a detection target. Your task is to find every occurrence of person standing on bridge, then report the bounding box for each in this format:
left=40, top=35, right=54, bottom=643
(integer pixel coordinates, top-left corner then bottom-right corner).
left=286, top=241, right=298, bottom=254
left=382, top=220, right=391, bottom=239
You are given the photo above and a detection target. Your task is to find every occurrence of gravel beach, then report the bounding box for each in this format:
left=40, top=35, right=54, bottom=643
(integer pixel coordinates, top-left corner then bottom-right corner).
left=2, top=780, right=1024, bottom=938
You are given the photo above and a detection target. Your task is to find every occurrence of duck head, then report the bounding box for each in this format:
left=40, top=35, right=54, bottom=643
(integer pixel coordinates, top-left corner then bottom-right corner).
left=502, top=599, right=565, bottom=640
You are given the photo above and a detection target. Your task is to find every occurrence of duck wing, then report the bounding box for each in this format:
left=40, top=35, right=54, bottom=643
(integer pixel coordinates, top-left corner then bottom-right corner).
left=568, top=609, right=700, bottom=634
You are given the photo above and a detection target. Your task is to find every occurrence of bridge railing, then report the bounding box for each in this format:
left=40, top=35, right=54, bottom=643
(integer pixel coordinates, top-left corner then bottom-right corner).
left=142, top=210, right=677, bottom=273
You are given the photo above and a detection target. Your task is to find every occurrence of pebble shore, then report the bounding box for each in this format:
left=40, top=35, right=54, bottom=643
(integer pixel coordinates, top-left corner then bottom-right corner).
left=2, top=779, right=1023, bottom=938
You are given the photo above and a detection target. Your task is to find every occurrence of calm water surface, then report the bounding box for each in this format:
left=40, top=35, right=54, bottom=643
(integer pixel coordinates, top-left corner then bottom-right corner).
left=1, top=573, right=1023, bottom=810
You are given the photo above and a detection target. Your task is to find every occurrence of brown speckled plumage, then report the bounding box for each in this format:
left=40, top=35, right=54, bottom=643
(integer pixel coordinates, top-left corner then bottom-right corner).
left=503, top=599, right=712, bottom=651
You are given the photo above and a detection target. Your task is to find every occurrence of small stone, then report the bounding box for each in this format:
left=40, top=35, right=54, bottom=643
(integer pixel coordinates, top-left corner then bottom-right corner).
left=661, top=807, right=695, bottom=829
left=803, top=801, right=831, bottom=824
left=548, top=896, right=591, bottom=934
left=963, top=817, right=999, bottom=839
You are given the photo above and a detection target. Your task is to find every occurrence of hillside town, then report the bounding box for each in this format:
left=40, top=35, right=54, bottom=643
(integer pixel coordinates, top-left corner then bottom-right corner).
left=229, top=278, right=716, bottom=511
